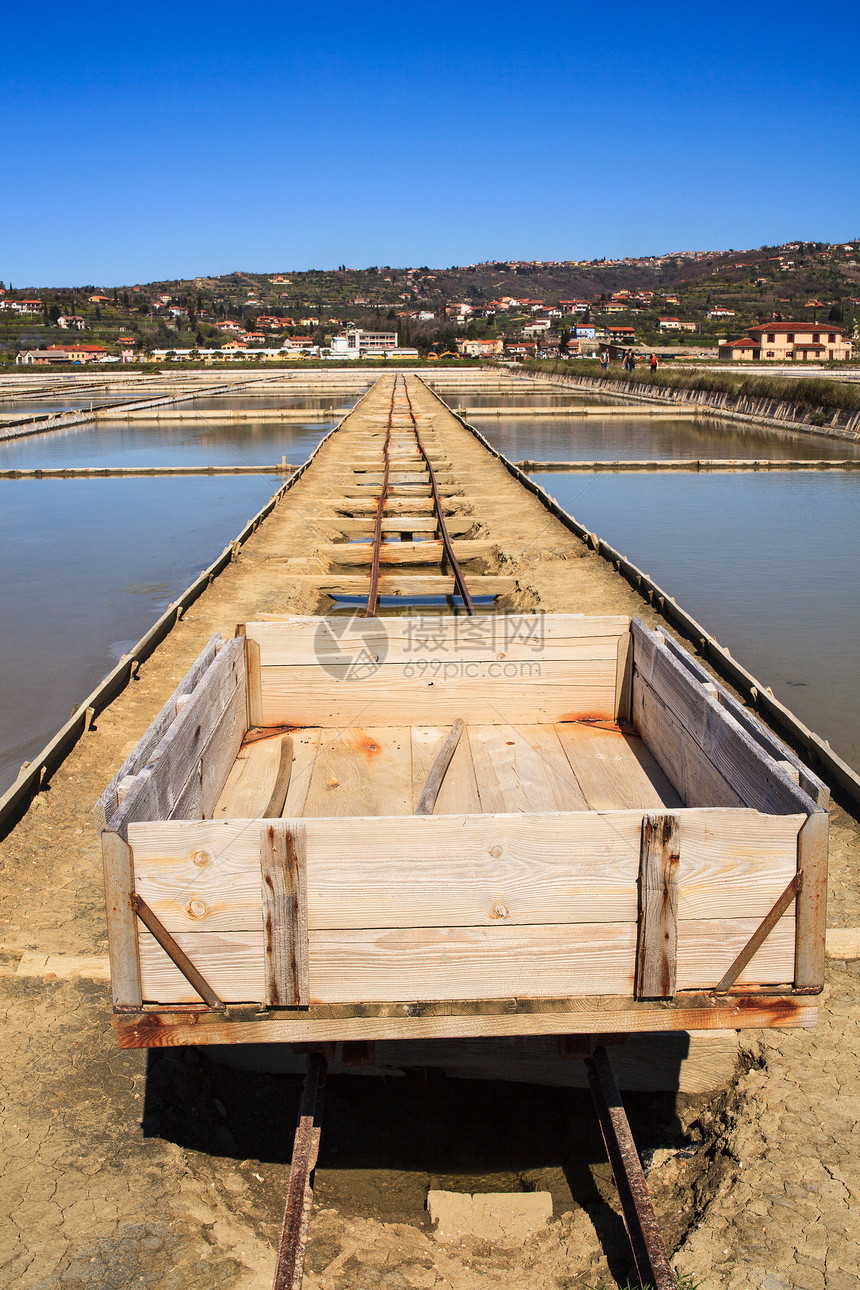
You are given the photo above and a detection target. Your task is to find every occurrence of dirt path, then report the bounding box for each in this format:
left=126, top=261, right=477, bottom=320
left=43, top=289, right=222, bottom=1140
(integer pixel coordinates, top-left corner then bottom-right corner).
left=2, top=374, right=858, bottom=1288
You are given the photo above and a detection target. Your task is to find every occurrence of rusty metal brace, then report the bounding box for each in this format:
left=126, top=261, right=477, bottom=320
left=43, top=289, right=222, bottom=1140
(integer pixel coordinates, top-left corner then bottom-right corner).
left=272, top=1050, right=328, bottom=1290
left=585, top=1044, right=678, bottom=1290
left=132, top=893, right=223, bottom=1009
left=713, top=871, right=803, bottom=994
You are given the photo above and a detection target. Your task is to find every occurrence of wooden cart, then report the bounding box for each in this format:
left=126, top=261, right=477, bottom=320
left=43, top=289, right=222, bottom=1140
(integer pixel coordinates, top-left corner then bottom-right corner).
left=95, top=613, right=828, bottom=1051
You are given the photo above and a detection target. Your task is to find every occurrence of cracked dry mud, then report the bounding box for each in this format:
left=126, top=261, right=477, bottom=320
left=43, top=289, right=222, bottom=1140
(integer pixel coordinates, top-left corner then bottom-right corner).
left=2, top=375, right=859, bottom=1289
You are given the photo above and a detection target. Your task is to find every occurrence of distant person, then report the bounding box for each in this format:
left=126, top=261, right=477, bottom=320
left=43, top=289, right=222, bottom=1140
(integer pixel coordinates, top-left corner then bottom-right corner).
left=624, top=350, right=634, bottom=373
left=650, top=353, right=658, bottom=373
left=600, top=350, right=609, bottom=372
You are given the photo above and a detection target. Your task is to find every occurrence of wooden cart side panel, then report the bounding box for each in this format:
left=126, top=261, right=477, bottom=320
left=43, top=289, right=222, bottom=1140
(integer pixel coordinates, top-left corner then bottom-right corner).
left=129, top=809, right=802, bottom=932
left=107, top=636, right=247, bottom=837
left=615, top=630, right=633, bottom=724
left=129, top=808, right=802, bottom=1005
left=243, top=614, right=631, bottom=666
left=101, top=830, right=142, bottom=1008
left=94, top=633, right=223, bottom=833
left=631, top=620, right=818, bottom=816
left=795, top=808, right=829, bottom=990
left=652, top=627, right=829, bottom=808
left=135, top=918, right=796, bottom=1005
left=257, top=661, right=620, bottom=728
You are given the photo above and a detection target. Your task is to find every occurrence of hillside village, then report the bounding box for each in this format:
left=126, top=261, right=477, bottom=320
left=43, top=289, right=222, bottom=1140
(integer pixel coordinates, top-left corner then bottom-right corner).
left=3, top=238, right=859, bottom=366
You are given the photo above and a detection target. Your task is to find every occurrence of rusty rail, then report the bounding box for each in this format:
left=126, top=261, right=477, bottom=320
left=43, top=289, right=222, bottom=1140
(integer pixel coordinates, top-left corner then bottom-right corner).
left=364, top=378, right=397, bottom=617
left=272, top=1051, right=328, bottom=1290
left=362, top=374, right=475, bottom=616
left=401, top=379, right=475, bottom=615
left=585, top=1045, right=678, bottom=1289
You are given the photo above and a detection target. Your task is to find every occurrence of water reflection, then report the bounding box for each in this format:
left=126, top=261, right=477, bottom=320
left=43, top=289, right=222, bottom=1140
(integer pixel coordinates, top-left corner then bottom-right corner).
left=0, top=418, right=335, bottom=469
left=0, top=475, right=280, bottom=794
left=531, top=470, right=860, bottom=770
left=479, top=415, right=860, bottom=462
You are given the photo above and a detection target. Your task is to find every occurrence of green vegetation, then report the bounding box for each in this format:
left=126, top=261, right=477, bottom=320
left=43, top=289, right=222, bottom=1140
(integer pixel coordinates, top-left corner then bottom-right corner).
left=524, top=359, right=860, bottom=416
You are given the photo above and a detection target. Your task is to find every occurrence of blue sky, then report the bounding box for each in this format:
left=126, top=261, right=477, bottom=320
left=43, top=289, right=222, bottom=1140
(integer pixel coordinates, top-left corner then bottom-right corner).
left=3, top=1, right=858, bottom=286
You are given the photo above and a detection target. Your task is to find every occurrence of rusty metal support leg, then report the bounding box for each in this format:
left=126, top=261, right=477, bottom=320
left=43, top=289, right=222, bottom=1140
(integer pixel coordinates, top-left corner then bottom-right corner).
left=272, top=1051, right=327, bottom=1290
left=584, top=1044, right=677, bottom=1290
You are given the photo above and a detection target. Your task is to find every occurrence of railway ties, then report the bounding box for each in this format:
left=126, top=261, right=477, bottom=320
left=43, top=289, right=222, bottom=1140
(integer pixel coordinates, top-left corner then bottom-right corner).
left=321, top=373, right=481, bottom=615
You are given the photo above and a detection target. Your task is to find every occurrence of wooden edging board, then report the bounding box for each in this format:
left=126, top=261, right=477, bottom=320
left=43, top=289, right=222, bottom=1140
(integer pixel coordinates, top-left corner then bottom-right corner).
left=112, top=992, right=818, bottom=1049
left=418, top=377, right=860, bottom=807
left=0, top=383, right=377, bottom=837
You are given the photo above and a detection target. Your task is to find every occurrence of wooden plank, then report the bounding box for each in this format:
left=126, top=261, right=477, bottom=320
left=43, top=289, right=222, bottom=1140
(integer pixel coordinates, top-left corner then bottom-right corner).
left=411, top=727, right=482, bottom=814
left=261, top=822, right=309, bottom=1006
left=615, top=630, right=633, bottom=724
left=415, top=719, right=464, bottom=815
left=303, top=727, right=413, bottom=817
left=653, top=628, right=828, bottom=808
left=281, top=728, right=323, bottom=817
left=469, top=724, right=590, bottom=813
left=307, top=919, right=795, bottom=1002
left=282, top=574, right=518, bottom=598
left=110, top=636, right=246, bottom=835
left=318, top=497, right=446, bottom=514
left=258, top=661, right=617, bottom=727
left=322, top=540, right=495, bottom=566
left=130, top=809, right=801, bottom=933
left=215, top=733, right=293, bottom=819
left=633, top=675, right=744, bottom=808
left=795, top=809, right=829, bottom=990
left=555, top=722, right=683, bottom=811
left=826, top=928, right=860, bottom=959
left=331, top=517, right=474, bottom=537
left=636, top=814, right=681, bottom=999
left=246, top=615, right=630, bottom=667
left=101, top=831, right=142, bottom=1007
left=95, top=633, right=222, bottom=832
left=168, top=668, right=248, bottom=821
left=115, top=996, right=818, bottom=1047
left=632, top=620, right=816, bottom=816
left=138, top=929, right=264, bottom=1003
left=244, top=633, right=263, bottom=728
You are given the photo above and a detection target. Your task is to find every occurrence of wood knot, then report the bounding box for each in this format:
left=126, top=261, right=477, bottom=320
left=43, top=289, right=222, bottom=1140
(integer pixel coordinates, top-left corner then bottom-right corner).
left=191, top=849, right=212, bottom=869
left=489, top=902, right=509, bottom=920
left=186, top=899, right=207, bottom=919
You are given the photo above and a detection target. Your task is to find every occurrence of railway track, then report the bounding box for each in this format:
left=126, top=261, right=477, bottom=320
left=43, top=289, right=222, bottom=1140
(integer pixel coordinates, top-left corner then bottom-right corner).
left=274, top=373, right=678, bottom=1289
left=363, top=373, right=475, bottom=617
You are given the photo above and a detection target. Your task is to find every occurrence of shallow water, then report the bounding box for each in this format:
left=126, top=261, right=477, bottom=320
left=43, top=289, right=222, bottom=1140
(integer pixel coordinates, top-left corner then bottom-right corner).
left=478, top=415, right=860, bottom=462
left=0, top=417, right=335, bottom=469
left=0, top=396, right=153, bottom=418
left=0, top=475, right=279, bottom=794
left=530, top=469, right=860, bottom=770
